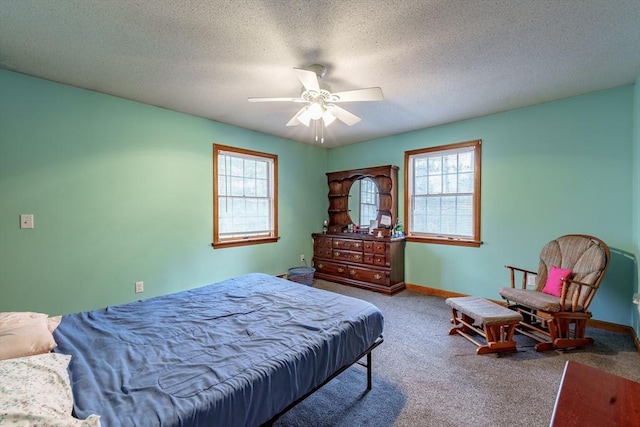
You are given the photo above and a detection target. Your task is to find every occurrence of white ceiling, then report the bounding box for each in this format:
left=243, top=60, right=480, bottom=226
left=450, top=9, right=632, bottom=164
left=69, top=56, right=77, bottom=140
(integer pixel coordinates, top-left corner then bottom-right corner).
left=1, top=1, right=639, bottom=148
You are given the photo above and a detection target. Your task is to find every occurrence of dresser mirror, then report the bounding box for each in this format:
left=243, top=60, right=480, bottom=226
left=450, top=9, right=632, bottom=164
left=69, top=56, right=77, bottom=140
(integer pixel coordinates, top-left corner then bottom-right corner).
left=347, top=177, right=379, bottom=227
left=326, top=165, right=398, bottom=233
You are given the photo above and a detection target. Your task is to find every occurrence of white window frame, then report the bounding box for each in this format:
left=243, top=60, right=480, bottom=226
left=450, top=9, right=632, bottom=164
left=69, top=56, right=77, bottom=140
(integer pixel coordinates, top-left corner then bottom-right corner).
left=404, top=139, right=482, bottom=247
left=213, top=144, right=279, bottom=248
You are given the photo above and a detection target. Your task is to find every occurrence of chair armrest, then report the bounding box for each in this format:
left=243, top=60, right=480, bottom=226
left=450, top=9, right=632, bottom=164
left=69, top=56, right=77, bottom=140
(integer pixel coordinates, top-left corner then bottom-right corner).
left=505, top=265, right=537, bottom=289
left=559, top=278, right=598, bottom=312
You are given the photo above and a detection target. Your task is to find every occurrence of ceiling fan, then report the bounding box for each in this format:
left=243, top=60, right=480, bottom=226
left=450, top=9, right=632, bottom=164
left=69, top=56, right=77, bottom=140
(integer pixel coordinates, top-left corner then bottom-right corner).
left=248, top=64, right=384, bottom=131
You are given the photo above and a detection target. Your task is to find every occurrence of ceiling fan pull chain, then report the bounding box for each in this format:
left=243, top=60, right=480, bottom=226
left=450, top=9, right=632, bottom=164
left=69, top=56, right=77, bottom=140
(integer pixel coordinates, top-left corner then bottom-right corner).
left=314, top=119, right=318, bottom=142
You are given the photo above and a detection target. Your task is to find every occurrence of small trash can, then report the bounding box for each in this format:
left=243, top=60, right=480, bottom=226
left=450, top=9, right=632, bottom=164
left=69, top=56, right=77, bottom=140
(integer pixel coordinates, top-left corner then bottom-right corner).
left=287, top=264, right=316, bottom=286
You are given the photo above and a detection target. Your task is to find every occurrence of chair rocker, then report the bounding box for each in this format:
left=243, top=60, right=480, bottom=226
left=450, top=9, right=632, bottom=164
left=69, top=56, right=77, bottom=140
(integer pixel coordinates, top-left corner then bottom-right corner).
left=498, top=234, right=610, bottom=352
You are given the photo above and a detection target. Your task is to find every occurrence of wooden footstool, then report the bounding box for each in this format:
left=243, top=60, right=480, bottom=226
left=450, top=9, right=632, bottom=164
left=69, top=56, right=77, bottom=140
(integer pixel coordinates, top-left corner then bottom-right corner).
left=446, top=296, right=523, bottom=355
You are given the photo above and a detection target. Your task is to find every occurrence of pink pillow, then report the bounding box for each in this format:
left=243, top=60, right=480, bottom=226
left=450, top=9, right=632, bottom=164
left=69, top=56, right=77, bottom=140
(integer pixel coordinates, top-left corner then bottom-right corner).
left=542, top=266, right=573, bottom=297
left=0, top=312, right=57, bottom=360
left=47, top=315, right=62, bottom=333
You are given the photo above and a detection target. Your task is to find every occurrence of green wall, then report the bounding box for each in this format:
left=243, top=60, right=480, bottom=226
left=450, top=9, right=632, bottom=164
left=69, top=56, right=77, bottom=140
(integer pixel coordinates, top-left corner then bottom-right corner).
left=1, top=69, right=637, bottom=330
left=0, top=70, right=328, bottom=315
left=328, top=85, right=636, bottom=327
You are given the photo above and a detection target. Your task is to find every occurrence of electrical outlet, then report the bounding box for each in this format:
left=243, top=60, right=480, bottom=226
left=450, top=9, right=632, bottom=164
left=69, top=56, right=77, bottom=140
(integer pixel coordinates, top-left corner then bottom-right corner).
left=135, top=281, right=144, bottom=293
left=19, top=214, right=34, bottom=229
left=300, top=254, right=305, bottom=263
left=526, top=274, right=537, bottom=288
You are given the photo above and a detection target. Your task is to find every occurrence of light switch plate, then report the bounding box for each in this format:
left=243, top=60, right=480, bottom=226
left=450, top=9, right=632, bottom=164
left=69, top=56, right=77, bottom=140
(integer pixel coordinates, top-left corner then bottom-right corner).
left=20, top=214, right=34, bottom=229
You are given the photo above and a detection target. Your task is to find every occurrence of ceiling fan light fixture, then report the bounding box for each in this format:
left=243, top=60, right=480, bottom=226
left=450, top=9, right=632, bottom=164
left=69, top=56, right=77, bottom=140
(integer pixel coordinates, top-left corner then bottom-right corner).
left=307, top=101, right=324, bottom=120
left=297, top=108, right=312, bottom=126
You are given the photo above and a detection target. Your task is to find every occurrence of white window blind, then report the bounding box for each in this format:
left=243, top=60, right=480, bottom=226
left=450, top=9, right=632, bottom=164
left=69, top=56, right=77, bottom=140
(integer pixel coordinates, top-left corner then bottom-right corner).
left=216, top=149, right=275, bottom=240
left=406, top=140, right=481, bottom=244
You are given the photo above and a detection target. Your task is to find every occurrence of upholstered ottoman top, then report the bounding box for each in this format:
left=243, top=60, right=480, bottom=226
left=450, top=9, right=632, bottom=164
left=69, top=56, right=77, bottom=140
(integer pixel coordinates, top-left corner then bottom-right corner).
left=446, top=296, right=523, bottom=326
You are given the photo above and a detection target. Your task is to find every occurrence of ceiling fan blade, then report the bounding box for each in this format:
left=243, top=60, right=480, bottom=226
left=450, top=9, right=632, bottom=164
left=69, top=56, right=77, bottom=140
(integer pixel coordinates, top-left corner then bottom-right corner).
left=322, top=110, right=337, bottom=126
left=293, top=68, right=320, bottom=93
left=326, top=104, right=361, bottom=126
left=248, top=97, right=305, bottom=103
left=286, top=106, right=310, bottom=127
left=331, top=87, right=384, bottom=102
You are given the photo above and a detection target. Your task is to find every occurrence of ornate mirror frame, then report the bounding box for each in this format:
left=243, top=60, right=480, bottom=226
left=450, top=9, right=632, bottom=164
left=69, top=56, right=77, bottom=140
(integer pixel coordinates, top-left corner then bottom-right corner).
left=325, top=165, right=399, bottom=234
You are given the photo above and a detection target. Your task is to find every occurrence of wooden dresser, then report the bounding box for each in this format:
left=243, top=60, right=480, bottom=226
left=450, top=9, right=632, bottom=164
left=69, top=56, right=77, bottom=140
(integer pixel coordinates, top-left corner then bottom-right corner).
left=550, top=361, right=640, bottom=426
left=312, top=233, right=405, bottom=295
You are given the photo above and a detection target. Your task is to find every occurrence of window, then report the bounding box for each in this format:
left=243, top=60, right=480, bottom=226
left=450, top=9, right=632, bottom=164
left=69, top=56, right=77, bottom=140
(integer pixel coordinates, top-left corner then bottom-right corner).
left=359, top=178, right=379, bottom=226
left=404, top=139, right=481, bottom=247
left=213, top=144, right=279, bottom=248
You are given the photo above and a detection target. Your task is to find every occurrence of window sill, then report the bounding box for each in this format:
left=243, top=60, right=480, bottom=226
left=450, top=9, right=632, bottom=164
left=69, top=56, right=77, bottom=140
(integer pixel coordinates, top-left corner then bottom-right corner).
left=406, top=235, right=482, bottom=248
left=212, top=236, right=280, bottom=249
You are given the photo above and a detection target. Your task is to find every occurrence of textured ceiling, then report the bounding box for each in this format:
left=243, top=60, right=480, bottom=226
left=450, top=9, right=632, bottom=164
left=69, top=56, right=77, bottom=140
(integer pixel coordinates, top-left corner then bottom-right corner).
left=1, top=0, right=639, bottom=148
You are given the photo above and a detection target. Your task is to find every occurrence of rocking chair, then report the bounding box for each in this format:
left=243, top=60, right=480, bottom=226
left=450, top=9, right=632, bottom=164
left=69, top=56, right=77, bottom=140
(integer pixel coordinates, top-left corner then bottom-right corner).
left=498, top=234, right=610, bottom=352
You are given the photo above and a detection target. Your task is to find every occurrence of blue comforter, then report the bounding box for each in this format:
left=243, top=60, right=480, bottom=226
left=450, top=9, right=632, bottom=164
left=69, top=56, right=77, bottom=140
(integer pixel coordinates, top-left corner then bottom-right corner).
left=53, top=273, right=384, bottom=427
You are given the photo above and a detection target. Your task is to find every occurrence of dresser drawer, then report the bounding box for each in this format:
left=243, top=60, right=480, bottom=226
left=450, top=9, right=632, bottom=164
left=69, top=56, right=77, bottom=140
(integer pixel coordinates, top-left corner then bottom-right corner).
left=315, top=236, right=333, bottom=248
left=364, top=240, right=386, bottom=254
left=315, top=236, right=332, bottom=248
left=373, top=241, right=386, bottom=254
left=363, top=253, right=374, bottom=264
left=315, top=247, right=333, bottom=258
left=314, top=260, right=348, bottom=277
left=346, top=266, right=389, bottom=285
left=373, top=255, right=387, bottom=266
left=333, top=250, right=364, bottom=263
left=363, top=241, right=374, bottom=253
left=333, top=239, right=363, bottom=251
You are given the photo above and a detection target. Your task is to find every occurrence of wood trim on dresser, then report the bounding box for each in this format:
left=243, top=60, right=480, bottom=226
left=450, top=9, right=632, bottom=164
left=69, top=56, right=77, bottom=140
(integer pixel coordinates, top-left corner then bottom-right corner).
left=325, top=165, right=399, bottom=233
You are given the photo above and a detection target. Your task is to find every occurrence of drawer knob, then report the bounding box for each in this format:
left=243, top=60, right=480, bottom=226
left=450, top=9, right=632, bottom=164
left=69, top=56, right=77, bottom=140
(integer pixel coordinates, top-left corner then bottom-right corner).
left=374, top=273, right=382, bottom=280
left=318, top=263, right=324, bottom=269
left=354, top=255, right=361, bottom=260
left=335, top=251, right=340, bottom=256
left=349, top=270, right=356, bottom=276
left=338, top=267, right=344, bottom=273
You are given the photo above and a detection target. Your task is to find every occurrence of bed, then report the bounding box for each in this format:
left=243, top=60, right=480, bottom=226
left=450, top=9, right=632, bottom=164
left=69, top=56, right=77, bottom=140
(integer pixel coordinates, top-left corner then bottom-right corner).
left=50, top=273, right=384, bottom=426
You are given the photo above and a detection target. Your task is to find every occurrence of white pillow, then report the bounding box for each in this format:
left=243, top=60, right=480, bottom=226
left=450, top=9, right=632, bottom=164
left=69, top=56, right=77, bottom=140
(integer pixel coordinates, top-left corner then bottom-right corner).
left=0, top=312, right=57, bottom=360
left=0, top=352, right=101, bottom=426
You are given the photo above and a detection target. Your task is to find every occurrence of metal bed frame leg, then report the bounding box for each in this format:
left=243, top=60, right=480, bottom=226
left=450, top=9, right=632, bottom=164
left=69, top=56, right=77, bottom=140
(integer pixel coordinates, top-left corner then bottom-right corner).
left=262, top=335, right=383, bottom=426
left=366, top=351, right=372, bottom=391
